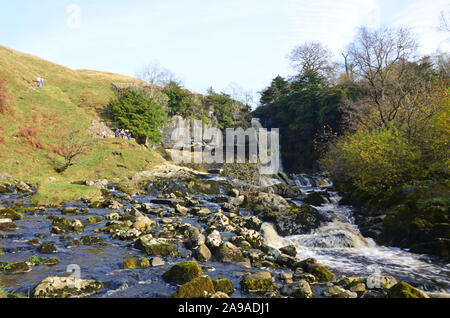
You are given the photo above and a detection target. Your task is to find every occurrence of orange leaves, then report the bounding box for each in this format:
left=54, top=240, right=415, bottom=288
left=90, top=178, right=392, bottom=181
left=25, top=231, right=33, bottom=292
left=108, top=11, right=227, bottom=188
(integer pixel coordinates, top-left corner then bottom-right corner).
left=13, top=126, right=43, bottom=149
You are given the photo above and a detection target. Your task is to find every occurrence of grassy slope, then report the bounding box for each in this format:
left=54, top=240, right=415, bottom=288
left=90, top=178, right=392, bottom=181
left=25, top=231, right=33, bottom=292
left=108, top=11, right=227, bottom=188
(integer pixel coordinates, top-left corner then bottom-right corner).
left=0, top=46, right=165, bottom=205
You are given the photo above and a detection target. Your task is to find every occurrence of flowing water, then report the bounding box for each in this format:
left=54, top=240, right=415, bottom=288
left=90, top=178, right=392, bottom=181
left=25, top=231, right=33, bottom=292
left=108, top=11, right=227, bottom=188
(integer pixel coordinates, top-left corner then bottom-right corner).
left=262, top=175, right=450, bottom=294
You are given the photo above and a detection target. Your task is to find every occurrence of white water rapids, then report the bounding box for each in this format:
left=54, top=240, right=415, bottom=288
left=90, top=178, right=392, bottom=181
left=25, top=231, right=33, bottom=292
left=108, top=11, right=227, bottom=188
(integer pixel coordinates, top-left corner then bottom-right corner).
left=262, top=175, right=450, bottom=293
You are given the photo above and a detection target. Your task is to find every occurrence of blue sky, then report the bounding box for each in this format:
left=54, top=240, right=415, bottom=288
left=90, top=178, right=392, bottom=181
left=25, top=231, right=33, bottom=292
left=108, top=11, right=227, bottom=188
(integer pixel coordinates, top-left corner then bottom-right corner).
left=1, top=0, right=449, bottom=103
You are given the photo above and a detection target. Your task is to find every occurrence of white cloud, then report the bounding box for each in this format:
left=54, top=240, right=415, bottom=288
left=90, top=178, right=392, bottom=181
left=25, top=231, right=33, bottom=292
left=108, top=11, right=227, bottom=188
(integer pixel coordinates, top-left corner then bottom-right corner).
left=392, top=0, right=450, bottom=54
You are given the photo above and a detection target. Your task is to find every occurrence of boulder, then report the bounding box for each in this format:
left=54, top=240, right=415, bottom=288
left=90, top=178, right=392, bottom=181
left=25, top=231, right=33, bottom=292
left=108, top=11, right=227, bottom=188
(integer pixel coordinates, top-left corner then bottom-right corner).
left=281, top=280, right=314, bottom=298
left=162, top=260, right=203, bottom=285
left=215, top=242, right=244, bottom=263
left=240, top=272, right=275, bottom=294
left=387, top=282, right=429, bottom=298
left=171, top=275, right=215, bottom=298
left=212, top=278, right=235, bottom=296
left=33, top=276, right=103, bottom=298
left=134, top=235, right=178, bottom=257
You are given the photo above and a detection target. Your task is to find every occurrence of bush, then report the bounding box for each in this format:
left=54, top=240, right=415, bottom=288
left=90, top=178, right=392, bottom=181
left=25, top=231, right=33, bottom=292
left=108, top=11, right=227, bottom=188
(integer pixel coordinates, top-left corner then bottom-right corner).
left=109, top=90, right=168, bottom=145
left=163, top=81, right=192, bottom=116
left=322, top=127, right=422, bottom=194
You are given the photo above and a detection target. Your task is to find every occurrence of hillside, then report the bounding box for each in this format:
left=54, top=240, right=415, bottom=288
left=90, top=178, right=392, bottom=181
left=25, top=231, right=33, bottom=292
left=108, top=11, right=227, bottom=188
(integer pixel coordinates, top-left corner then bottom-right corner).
left=0, top=46, right=165, bottom=204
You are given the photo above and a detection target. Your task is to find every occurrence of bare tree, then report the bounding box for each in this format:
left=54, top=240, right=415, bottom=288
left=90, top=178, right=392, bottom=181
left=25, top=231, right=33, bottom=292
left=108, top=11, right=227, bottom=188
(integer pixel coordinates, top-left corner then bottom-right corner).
left=136, top=62, right=180, bottom=86
left=289, top=42, right=338, bottom=80
left=342, top=27, right=447, bottom=141
left=53, top=130, right=94, bottom=173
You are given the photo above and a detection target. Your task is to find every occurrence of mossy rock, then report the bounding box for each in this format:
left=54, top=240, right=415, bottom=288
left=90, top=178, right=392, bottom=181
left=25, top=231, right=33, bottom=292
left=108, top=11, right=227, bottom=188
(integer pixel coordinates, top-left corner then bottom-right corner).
left=134, top=236, right=179, bottom=257
left=387, top=282, right=428, bottom=298
left=1, top=262, right=32, bottom=274
left=302, top=192, right=327, bottom=206
left=0, top=222, right=17, bottom=231
left=240, top=272, right=275, bottom=294
left=309, top=264, right=336, bottom=282
left=162, top=261, right=203, bottom=285
left=0, top=208, right=23, bottom=221
left=212, top=278, right=235, bottom=296
left=86, top=216, right=103, bottom=223
left=139, top=258, right=151, bottom=268
left=38, top=243, right=58, bottom=254
left=171, top=275, right=215, bottom=298
left=124, top=257, right=137, bottom=269
left=187, top=179, right=221, bottom=195
left=280, top=245, right=297, bottom=257
left=80, top=236, right=104, bottom=246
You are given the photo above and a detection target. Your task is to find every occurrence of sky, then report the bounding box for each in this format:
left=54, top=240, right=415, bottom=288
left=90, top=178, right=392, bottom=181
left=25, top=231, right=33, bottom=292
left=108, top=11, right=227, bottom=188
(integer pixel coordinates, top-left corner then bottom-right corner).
left=1, top=0, right=449, bottom=104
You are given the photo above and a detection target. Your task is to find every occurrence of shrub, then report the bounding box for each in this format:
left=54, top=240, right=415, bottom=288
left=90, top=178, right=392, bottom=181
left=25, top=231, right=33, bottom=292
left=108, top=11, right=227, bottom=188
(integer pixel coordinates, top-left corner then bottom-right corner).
left=322, top=126, right=422, bottom=194
left=109, top=90, right=168, bottom=145
left=13, top=126, right=43, bottom=149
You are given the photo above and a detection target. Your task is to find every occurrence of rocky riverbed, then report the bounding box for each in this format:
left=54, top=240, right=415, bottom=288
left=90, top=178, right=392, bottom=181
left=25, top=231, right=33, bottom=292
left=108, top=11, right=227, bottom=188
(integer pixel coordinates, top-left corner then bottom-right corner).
left=0, top=166, right=448, bottom=298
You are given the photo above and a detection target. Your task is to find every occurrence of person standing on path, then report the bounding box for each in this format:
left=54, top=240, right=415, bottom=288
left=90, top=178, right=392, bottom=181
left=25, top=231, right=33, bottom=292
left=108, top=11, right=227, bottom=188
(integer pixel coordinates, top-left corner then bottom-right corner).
left=40, top=77, right=44, bottom=87
left=37, top=76, right=41, bottom=88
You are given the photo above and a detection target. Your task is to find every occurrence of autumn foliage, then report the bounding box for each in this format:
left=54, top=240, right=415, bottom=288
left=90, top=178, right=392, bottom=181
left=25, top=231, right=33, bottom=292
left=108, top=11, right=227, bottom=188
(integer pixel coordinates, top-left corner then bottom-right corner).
left=13, top=126, right=43, bottom=149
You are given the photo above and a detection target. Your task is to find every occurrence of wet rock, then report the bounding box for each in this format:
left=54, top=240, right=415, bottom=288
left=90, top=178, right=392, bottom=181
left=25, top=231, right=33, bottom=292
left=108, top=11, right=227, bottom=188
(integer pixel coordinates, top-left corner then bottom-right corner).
left=105, top=212, right=120, bottom=221
left=365, top=275, right=397, bottom=290
left=322, top=285, right=357, bottom=298
left=387, top=282, right=429, bottom=298
left=276, top=254, right=298, bottom=268
left=112, top=228, right=142, bottom=240
left=86, top=215, right=102, bottom=223
left=162, top=260, right=203, bottom=285
left=237, top=228, right=264, bottom=249
left=207, top=212, right=234, bottom=232
left=245, top=216, right=263, bottom=231
left=0, top=218, right=17, bottom=231
left=195, top=244, right=212, bottom=262
left=186, top=231, right=206, bottom=249
left=302, top=191, right=328, bottom=206
left=50, top=217, right=85, bottom=234
left=0, top=208, right=23, bottom=221
left=230, top=236, right=252, bottom=250
left=295, top=259, right=336, bottom=282
left=171, top=275, right=215, bottom=298
left=240, top=272, right=275, bottom=294
left=175, top=204, right=189, bottom=215
left=206, top=230, right=222, bottom=250
left=280, top=272, right=294, bottom=284
left=123, top=257, right=137, bottom=269
left=1, top=261, right=32, bottom=274
left=293, top=269, right=317, bottom=284
left=150, top=257, right=165, bottom=267
left=80, top=236, right=104, bottom=246
left=243, top=249, right=266, bottom=265
left=212, top=278, right=235, bottom=296
left=281, top=280, right=314, bottom=298
left=215, top=242, right=244, bottom=263
left=273, top=205, right=327, bottom=236
left=132, top=214, right=156, bottom=234
left=33, top=276, right=103, bottom=298
left=192, top=207, right=213, bottom=217
left=280, top=245, right=297, bottom=257
left=38, top=243, right=58, bottom=254
left=61, top=207, right=79, bottom=215
left=134, top=235, right=179, bottom=257
left=16, top=181, right=31, bottom=192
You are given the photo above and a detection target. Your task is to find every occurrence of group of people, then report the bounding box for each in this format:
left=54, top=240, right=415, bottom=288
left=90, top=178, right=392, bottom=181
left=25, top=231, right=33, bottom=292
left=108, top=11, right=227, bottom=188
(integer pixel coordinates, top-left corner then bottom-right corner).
left=36, top=76, right=44, bottom=88
left=115, top=129, right=132, bottom=140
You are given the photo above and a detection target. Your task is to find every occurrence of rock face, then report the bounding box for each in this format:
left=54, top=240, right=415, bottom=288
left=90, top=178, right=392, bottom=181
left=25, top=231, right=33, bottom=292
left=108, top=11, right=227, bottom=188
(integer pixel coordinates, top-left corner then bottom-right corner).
left=33, top=277, right=103, bottom=298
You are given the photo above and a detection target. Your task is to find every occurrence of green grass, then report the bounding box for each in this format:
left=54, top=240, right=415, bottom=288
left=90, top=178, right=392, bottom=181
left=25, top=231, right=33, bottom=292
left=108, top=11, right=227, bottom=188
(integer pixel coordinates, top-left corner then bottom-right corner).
left=0, top=45, right=165, bottom=204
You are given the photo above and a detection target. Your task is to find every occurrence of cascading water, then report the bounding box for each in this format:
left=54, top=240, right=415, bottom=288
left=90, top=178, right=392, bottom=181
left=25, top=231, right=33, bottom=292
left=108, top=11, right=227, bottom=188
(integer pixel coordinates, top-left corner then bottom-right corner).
left=262, top=175, right=450, bottom=294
